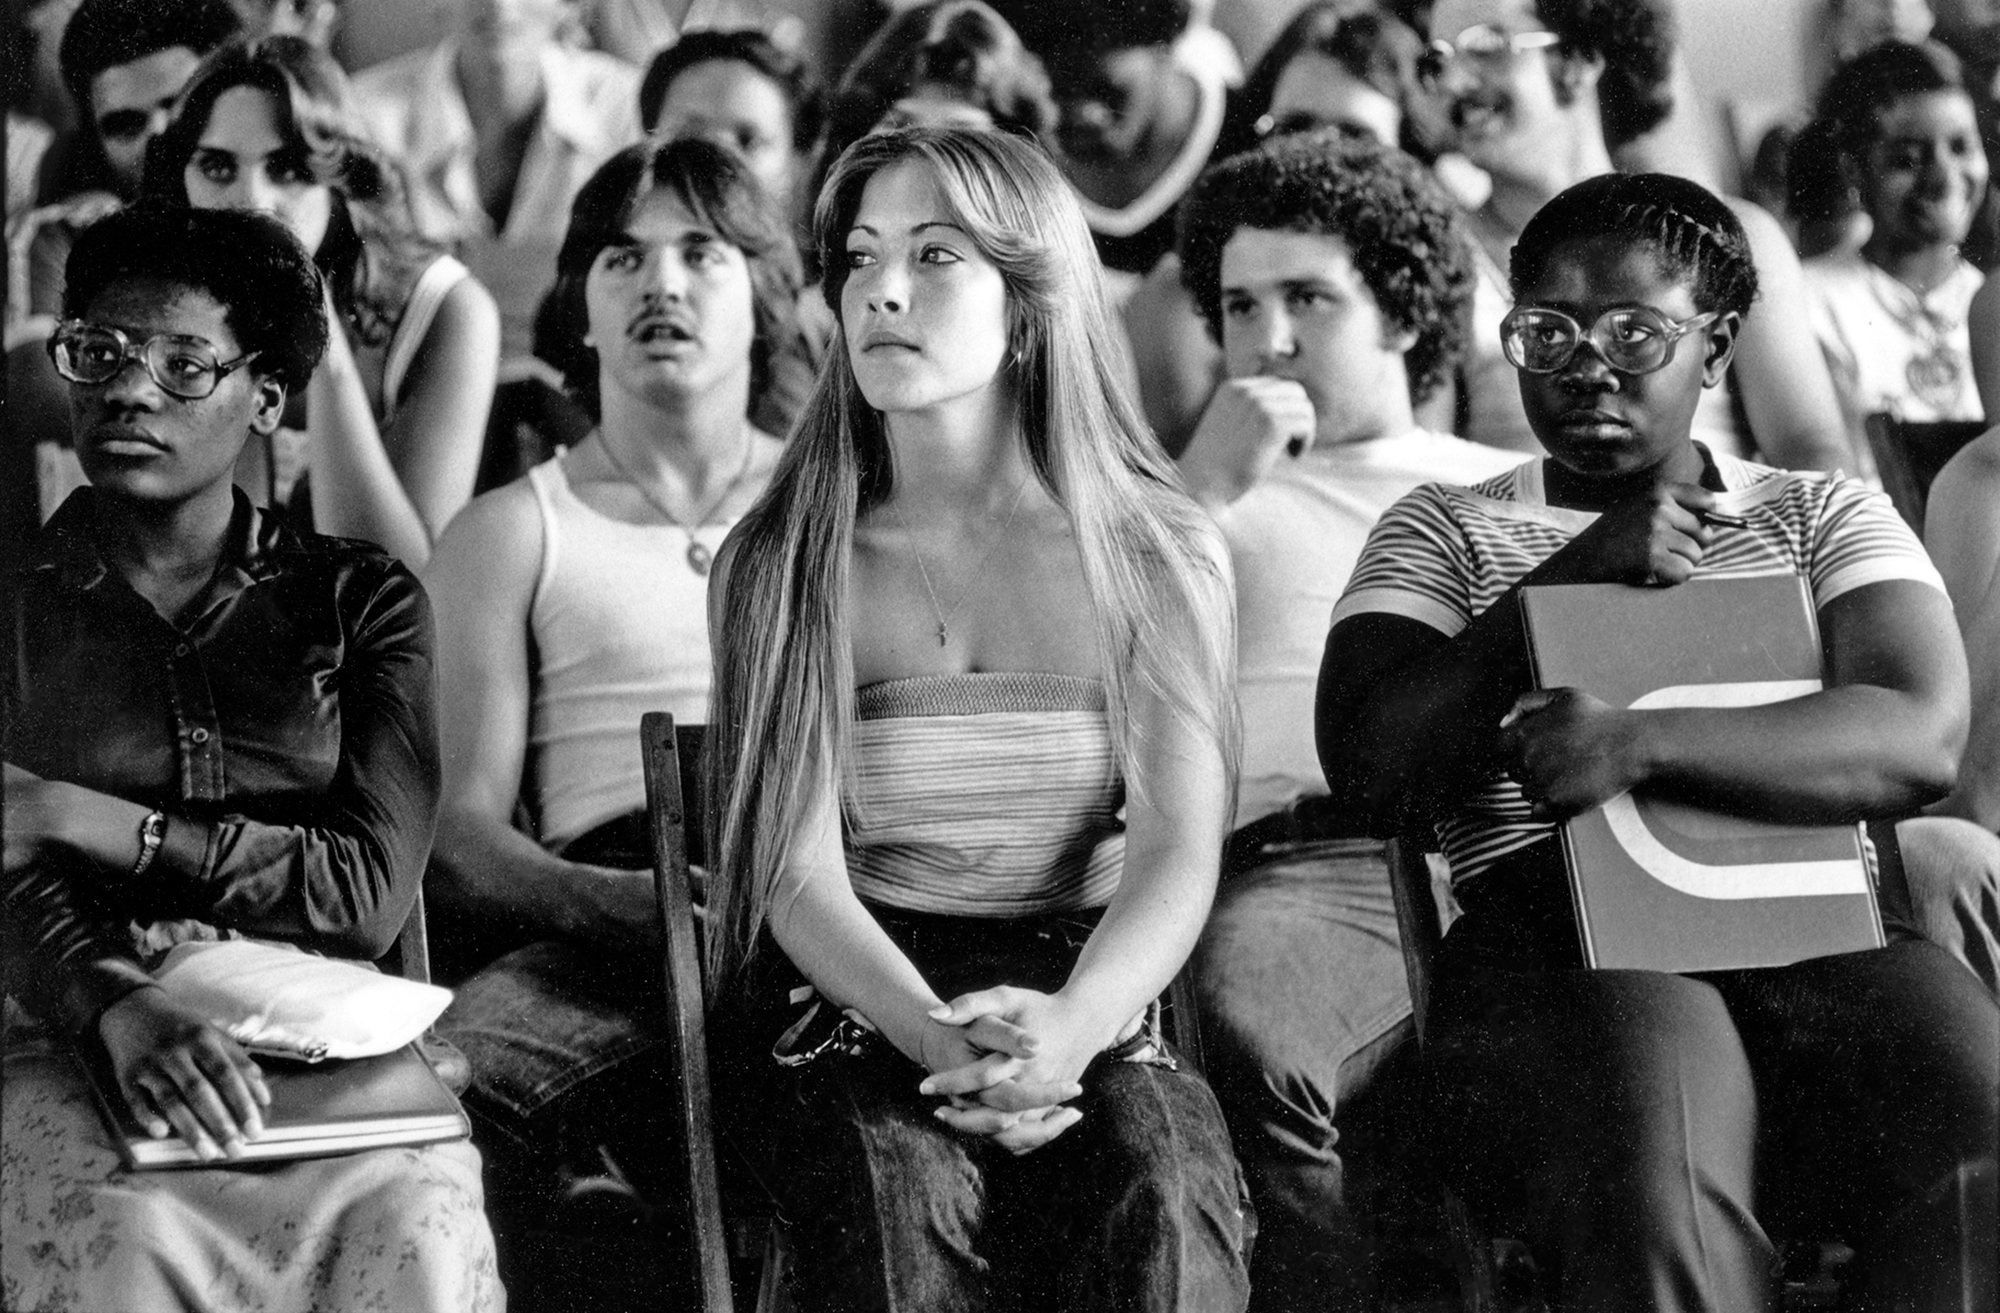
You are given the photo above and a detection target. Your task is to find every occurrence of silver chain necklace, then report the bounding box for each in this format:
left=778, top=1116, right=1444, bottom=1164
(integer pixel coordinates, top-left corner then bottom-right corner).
left=596, top=429, right=755, bottom=576
left=905, top=475, right=1033, bottom=648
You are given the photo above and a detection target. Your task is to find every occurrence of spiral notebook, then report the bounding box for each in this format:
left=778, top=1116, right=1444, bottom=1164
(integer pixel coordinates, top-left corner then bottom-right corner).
left=1518, top=575, right=1885, bottom=973
left=79, top=1041, right=468, bottom=1171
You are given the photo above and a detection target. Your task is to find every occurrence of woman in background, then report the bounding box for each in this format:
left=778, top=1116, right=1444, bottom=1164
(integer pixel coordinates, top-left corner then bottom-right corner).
left=706, top=125, right=1248, bottom=1311
left=146, top=35, right=500, bottom=567
left=1805, top=39, right=1988, bottom=477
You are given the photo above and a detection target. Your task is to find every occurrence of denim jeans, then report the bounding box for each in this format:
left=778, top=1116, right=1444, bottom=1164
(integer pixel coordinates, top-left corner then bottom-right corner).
left=714, top=907, right=1253, bottom=1313
left=1190, top=838, right=1416, bottom=1313
left=1428, top=842, right=2000, bottom=1313
left=434, top=815, right=674, bottom=1213
left=439, top=939, right=673, bottom=1208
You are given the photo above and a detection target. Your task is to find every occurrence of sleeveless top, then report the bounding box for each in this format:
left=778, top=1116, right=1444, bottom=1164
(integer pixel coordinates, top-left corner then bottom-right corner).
left=525, top=457, right=726, bottom=847
left=845, top=673, right=1126, bottom=917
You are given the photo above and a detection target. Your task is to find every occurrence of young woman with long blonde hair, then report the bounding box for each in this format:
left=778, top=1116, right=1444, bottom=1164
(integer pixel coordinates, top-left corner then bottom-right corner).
left=705, top=125, right=1249, bottom=1311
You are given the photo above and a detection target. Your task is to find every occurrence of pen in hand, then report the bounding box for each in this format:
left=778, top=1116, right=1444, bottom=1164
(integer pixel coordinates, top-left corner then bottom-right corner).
left=1700, top=510, right=1750, bottom=529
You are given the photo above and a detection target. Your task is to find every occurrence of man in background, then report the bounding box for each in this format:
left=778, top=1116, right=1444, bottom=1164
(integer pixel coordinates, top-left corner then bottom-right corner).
left=1175, top=130, right=1526, bottom=1312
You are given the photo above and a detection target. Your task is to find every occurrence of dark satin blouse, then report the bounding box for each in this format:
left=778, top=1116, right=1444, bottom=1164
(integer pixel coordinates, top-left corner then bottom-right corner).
left=4, top=489, right=441, bottom=1036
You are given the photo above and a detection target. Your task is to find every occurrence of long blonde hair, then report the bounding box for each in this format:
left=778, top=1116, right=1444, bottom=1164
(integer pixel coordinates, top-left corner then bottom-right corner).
left=705, top=126, right=1237, bottom=984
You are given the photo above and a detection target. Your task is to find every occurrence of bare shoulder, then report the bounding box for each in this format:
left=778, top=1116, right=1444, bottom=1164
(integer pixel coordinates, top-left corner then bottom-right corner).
left=426, top=274, right=501, bottom=345
left=423, top=478, right=545, bottom=606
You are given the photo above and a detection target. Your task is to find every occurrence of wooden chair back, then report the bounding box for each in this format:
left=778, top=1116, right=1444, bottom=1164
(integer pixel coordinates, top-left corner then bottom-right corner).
left=641, top=712, right=736, bottom=1313
left=1862, top=414, right=1987, bottom=536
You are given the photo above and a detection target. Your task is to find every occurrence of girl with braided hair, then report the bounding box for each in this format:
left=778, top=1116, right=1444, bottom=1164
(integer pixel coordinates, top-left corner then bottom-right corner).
left=1319, top=171, right=1997, bottom=1310
left=1422, top=0, right=1853, bottom=475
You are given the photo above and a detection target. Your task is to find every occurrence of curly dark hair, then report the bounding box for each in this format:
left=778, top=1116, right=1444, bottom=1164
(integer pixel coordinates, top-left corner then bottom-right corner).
left=1818, top=39, right=1967, bottom=158
left=63, top=201, right=329, bottom=393
left=1176, top=131, right=1472, bottom=406
left=1533, top=0, right=1676, bottom=150
left=143, top=37, right=441, bottom=350
left=535, top=137, right=805, bottom=423
left=1510, top=171, right=1759, bottom=319
left=637, top=28, right=825, bottom=153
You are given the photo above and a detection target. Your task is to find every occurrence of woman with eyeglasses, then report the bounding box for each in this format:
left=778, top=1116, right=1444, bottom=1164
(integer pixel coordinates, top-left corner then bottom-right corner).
left=5, top=203, right=499, bottom=1312
left=1317, top=170, right=1996, bottom=1310
left=143, top=35, right=501, bottom=570
left=1423, top=0, right=1852, bottom=476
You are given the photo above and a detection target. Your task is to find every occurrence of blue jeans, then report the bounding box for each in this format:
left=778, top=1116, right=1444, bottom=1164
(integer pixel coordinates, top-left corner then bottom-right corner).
left=435, top=812, right=673, bottom=1213
left=439, top=939, right=672, bottom=1208
left=1190, top=839, right=1415, bottom=1313
left=715, top=907, right=1253, bottom=1313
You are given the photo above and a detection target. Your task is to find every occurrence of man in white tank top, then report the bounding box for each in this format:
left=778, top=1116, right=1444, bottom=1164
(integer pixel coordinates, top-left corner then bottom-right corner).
left=417, top=139, right=795, bottom=1304
left=1173, top=134, right=1528, bottom=1310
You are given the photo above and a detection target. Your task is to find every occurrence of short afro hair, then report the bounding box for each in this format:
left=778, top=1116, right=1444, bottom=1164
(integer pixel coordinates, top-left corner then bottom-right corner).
left=637, top=28, right=825, bottom=154
left=62, top=203, right=329, bottom=393
left=1533, top=0, right=1676, bottom=150
left=1510, top=172, right=1759, bottom=320
left=1177, top=131, right=1473, bottom=405
left=58, top=0, right=241, bottom=119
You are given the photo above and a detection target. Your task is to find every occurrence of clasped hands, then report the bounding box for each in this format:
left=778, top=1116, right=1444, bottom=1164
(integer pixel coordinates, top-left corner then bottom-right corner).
left=916, top=985, right=1102, bottom=1155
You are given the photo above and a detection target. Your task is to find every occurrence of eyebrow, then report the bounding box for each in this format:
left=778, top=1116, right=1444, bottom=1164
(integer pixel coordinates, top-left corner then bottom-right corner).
left=846, top=221, right=969, bottom=238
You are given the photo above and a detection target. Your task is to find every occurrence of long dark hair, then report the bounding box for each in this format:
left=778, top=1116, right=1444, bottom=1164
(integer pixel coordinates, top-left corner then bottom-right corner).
left=144, top=36, right=438, bottom=348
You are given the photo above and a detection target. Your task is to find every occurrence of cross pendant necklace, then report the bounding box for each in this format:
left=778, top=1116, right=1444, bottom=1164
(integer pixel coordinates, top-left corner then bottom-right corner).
left=906, top=475, right=1033, bottom=647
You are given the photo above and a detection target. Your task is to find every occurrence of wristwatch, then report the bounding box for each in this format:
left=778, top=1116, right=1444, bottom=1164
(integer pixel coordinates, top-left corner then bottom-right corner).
left=131, top=810, right=167, bottom=879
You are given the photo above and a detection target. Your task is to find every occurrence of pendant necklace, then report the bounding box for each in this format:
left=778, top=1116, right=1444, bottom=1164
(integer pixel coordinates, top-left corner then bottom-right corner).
left=906, top=475, right=1033, bottom=647
left=598, top=428, right=756, bottom=576
left=1869, top=260, right=1970, bottom=413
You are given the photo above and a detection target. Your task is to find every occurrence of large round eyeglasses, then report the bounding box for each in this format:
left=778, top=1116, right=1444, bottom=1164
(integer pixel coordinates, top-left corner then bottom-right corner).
left=1500, top=305, right=1721, bottom=376
left=47, top=321, right=258, bottom=400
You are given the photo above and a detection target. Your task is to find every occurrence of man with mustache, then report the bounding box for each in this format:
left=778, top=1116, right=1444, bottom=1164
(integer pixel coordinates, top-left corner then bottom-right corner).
left=1174, top=132, right=1526, bottom=1312
left=417, top=138, right=796, bottom=1304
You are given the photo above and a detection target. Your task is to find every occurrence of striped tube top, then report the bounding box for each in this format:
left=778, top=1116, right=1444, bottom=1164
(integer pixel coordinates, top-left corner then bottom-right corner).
left=846, top=672, right=1126, bottom=917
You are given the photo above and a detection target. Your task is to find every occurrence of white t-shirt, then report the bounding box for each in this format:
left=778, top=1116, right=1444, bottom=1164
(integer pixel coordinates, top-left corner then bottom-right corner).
left=1801, top=250, right=1984, bottom=477
left=1332, top=449, right=1945, bottom=887
left=1215, top=427, right=1528, bottom=828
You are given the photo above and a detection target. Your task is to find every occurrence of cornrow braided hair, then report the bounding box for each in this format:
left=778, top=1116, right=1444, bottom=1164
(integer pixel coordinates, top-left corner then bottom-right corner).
left=1510, top=172, right=1758, bottom=319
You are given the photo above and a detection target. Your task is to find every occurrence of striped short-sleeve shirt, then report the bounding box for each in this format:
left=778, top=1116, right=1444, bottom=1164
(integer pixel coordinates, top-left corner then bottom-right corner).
left=1330, top=451, right=1946, bottom=887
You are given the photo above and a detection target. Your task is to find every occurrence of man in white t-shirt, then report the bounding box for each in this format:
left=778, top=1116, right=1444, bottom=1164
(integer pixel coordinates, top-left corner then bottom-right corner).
left=1174, top=132, right=1526, bottom=1311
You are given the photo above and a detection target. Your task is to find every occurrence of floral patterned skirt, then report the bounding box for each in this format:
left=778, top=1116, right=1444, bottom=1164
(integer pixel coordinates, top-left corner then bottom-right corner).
left=2, top=1025, right=504, bottom=1313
